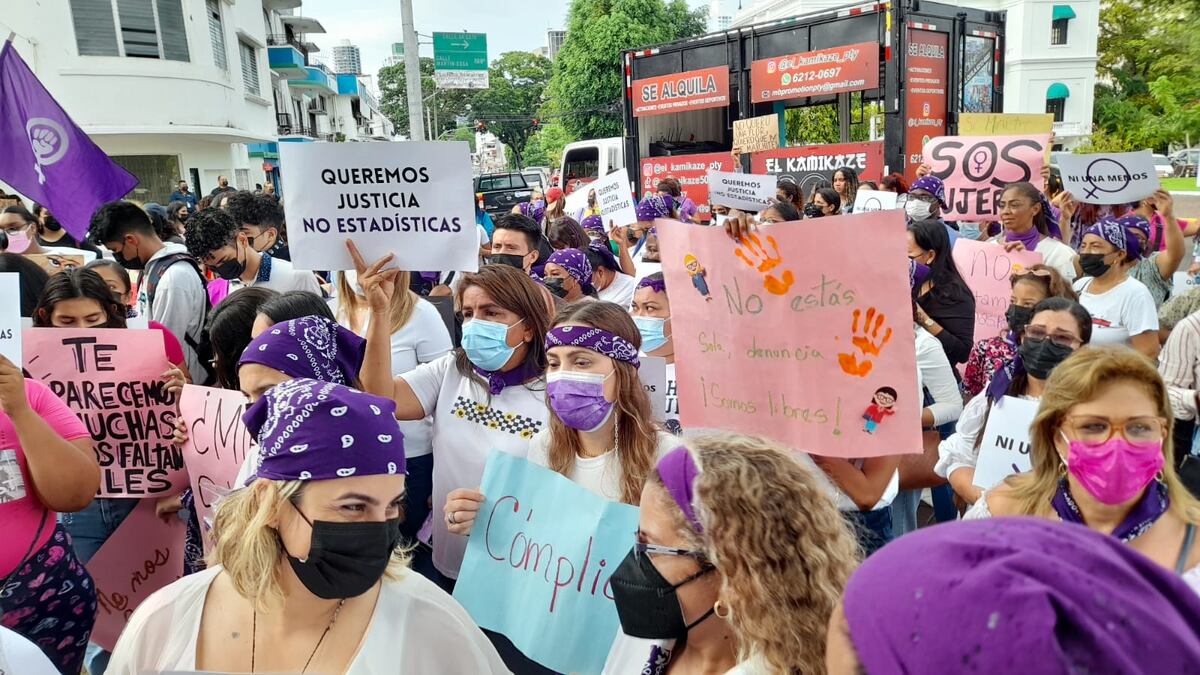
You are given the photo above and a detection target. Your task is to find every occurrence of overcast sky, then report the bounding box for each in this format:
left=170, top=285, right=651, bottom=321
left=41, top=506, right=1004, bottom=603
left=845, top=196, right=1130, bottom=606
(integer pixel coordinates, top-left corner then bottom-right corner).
left=300, top=0, right=716, bottom=84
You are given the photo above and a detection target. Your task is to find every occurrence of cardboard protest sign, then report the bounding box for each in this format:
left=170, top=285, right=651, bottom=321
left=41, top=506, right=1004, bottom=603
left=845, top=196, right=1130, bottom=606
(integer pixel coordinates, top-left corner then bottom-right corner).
left=455, top=453, right=639, bottom=675
left=752, top=141, right=884, bottom=200
left=655, top=213, right=921, bottom=457
left=638, top=355, right=667, bottom=422
left=23, top=328, right=185, bottom=497
left=923, top=134, right=1050, bottom=220
left=951, top=239, right=1044, bottom=344
left=853, top=189, right=899, bottom=213
left=279, top=141, right=479, bottom=272
left=25, top=253, right=85, bottom=274
left=973, top=396, right=1040, bottom=489
left=639, top=152, right=735, bottom=223
left=87, top=499, right=186, bottom=651
left=178, top=385, right=255, bottom=550
left=958, top=113, right=1054, bottom=161
left=750, top=42, right=879, bottom=102
left=707, top=171, right=776, bottom=212
left=564, top=170, right=638, bottom=229
left=1058, top=150, right=1160, bottom=205
left=631, top=66, right=730, bottom=117
left=733, top=114, right=780, bottom=154
left=0, top=274, right=19, bottom=366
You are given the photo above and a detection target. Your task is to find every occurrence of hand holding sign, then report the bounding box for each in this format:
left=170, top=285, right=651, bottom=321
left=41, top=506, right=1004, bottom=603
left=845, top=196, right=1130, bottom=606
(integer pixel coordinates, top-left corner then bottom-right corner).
left=0, top=353, right=27, bottom=417
left=346, top=240, right=399, bottom=312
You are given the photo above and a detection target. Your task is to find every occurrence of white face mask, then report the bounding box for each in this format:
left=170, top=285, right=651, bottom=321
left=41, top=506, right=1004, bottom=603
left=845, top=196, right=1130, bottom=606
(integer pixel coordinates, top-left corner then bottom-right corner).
left=905, top=199, right=933, bottom=221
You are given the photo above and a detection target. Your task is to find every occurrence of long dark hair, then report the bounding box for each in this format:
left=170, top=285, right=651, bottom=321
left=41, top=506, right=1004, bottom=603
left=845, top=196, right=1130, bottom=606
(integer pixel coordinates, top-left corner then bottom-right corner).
left=909, top=219, right=970, bottom=304
left=834, top=166, right=860, bottom=206
left=259, top=290, right=336, bottom=324
left=1003, top=182, right=1050, bottom=236
left=453, top=264, right=550, bottom=392
left=207, top=287, right=279, bottom=390
left=777, top=180, right=803, bottom=210
left=32, top=268, right=127, bottom=328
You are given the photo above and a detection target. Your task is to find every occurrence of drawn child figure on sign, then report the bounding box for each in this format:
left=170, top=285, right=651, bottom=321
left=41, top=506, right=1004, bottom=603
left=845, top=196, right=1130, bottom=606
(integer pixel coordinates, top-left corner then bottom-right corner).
left=862, top=386, right=898, bottom=434
left=684, top=253, right=713, bottom=302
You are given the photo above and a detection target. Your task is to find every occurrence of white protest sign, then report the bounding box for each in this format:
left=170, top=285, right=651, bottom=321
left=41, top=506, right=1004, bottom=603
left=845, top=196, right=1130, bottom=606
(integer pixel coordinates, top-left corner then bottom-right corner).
left=279, top=141, right=479, bottom=272
left=973, top=396, right=1040, bottom=490
left=706, top=171, right=775, bottom=212
left=590, top=170, right=638, bottom=227
left=853, top=189, right=899, bottom=213
left=1058, top=150, right=1160, bottom=205
left=638, top=355, right=667, bottom=422
left=0, top=274, right=20, bottom=366
left=1174, top=271, right=1200, bottom=299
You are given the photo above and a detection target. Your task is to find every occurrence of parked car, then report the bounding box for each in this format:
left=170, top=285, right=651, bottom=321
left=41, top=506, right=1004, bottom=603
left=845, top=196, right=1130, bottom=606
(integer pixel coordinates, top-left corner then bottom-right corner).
left=474, top=172, right=535, bottom=216
left=1153, top=154, right=1174, bottom=179
left=1171, top=148, right=1200, bottom=177
left=521, top=169, right=548, bottom=193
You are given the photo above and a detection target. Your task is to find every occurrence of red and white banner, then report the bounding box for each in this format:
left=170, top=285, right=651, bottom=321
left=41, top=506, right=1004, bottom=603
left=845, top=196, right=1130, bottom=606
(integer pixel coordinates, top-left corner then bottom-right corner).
left=750, top=42, right=879, bottom=103
left=639, top=152, right=735, bottom=222
left=631, top=66, right=731, bottom=117
left=751, top=141, right=885, bottom=198
left=904, top=30, right=948, bottom=180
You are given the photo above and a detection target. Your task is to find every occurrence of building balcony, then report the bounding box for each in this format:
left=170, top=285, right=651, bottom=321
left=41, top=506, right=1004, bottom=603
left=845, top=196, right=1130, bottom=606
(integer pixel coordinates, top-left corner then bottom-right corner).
left=336, top=74, right=360, bottom=98
left=248, top=141, right=280, bottom=159
left=288, top=65, right=335, bottom=94
left=262, top=0, right=302, bottom=9
left=267, top=35, right=307, bottom=78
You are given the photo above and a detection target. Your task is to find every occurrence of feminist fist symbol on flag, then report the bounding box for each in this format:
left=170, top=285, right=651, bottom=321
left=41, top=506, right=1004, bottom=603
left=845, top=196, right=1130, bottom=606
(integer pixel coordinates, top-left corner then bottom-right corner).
left=837, top=307, right=893, bottom=377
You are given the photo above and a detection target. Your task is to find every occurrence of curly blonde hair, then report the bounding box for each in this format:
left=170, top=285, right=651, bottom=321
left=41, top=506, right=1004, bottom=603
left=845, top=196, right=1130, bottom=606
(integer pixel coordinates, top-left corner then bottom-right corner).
left=210, top=480, right=411, bottom=611
left=657, top=432, right=860, bottom=673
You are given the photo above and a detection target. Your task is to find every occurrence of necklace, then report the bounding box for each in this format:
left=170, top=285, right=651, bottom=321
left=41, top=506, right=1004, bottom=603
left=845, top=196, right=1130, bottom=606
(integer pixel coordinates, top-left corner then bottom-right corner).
left=251, top=598, right=346, bottom=673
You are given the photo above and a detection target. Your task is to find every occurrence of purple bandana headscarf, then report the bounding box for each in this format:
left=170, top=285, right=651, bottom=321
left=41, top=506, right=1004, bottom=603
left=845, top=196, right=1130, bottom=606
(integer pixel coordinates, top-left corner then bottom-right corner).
left=581, top=214, right=605, bottom=235
left=635, top=194, right=673, bottom=222
left=910, top=176, right=947, bottom=209
left=1118, top=213, right=1151, bottom=260
left=242, top=378, right=406, bottom=482
left=657, top=446, right=703, bottom=533
left=239, top=315, right=365, bottom=386
left=1084, top=217, right=1141, bottom=260
left=519, top=201, right=546, bottom=223
left=545, top=325, right=640, bottom=366
left=587, top=239, right=620, bottom=272
left=637, top=275, right=666, bottom=294
left=844, top=518, right=1200, bottom=674
left=546, top=248, right=593, bottom=286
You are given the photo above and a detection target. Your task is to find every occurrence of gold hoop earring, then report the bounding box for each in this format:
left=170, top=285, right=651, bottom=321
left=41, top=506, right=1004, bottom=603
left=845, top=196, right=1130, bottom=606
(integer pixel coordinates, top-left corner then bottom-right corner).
left=1156, top=469, right=1166, bottom=483
left=714, top=600, right=731, bottom=619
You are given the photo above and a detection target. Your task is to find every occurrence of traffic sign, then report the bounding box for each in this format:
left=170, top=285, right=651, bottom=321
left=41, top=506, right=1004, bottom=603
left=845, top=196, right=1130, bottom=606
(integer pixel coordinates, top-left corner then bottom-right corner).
left=433, top=32, right=488, bottom=71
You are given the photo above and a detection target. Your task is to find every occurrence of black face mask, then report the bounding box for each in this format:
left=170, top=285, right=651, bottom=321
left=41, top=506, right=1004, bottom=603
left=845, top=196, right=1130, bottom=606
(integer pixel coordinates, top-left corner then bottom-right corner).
left=627, top=231, right=641, bottom=246
left=488, top=253, right=526, bottom=270
left=285, top=510, right=403, bottom=600
left=543, top=277, right=569, bottom=298
left=1005, top=304, right=1035, bottom=335
left=804, top=203, right=824, bottom=219
left=42, top=216, right=62, bottom=232
left=1018, top=337, right=1074, bottom=380
left=212, top=243, right=247, bottom=280
left=609, top=549, right=715, bottom=640
left=1078, top=253, right=1112, bottom=278
left=118, top=243, right=145, bottom=271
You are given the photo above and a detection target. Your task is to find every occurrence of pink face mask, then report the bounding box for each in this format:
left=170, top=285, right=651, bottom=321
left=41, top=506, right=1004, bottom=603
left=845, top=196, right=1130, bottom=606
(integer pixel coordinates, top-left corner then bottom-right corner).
left=1061, top=431, right=1164, bottom=505
left=4, top=227, right=31, bottom=253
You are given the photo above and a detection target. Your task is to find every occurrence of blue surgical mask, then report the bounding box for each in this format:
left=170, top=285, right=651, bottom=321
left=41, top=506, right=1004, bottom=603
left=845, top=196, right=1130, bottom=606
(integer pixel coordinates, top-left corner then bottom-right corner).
left=462, top=318, right=524, bottom=371
left=958, top=221, right=981, bottom=241
left=633, top=316, right=669, bottom=353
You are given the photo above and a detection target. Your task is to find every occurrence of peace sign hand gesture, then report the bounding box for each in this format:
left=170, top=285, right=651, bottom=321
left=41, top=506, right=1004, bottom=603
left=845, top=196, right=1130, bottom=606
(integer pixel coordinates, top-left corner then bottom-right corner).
left=346, top=240, right=399, bottom=313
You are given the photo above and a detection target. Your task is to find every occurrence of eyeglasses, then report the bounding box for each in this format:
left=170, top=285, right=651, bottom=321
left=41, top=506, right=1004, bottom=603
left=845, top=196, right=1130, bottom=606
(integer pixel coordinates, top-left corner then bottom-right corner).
left=1022, top=325, right=1081, bottom=349
left=1011, top=268, right=1053, bottom=284
left=633, top=538, right=706, bottom=562
left=1063, top=415, right=1167, bottom=446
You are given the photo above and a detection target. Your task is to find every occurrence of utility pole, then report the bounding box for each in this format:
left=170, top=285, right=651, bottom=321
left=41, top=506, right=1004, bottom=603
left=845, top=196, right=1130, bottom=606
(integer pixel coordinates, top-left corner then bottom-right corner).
left=401, top=0, right=424, bottom=141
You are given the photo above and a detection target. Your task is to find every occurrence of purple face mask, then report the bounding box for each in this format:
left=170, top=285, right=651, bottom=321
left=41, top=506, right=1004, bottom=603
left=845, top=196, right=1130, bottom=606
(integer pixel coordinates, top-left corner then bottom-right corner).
left=547, top=370, right=614, bottom=431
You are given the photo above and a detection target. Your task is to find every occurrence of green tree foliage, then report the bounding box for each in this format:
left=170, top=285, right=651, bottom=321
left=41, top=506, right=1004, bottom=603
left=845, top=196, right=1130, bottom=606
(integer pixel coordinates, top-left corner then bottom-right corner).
left=1087, top=0, right=1200, bottom=151
left=378, top=57, right=475, bottom=139
left=549, top=0, right=708, bottom=140
left=471, top=52, right=554, bottom=167
left=521, top=122, right=575, bottom=168
left=783, top=95, right=882, bottom=145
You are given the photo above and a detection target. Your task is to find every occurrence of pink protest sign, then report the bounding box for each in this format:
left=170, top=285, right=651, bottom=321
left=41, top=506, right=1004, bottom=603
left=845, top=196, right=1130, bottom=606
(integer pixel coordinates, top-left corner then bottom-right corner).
left=23, top=328, right=185, bottom=497
left=923, top=134, right=1050, bottom=220
left=86, top=499, right=186, bottom=651
left=951, top=239, right=1044, bottom=345
left=655, top=214, right=921, bottom=457
left=178, top=384, right=255, bottom=553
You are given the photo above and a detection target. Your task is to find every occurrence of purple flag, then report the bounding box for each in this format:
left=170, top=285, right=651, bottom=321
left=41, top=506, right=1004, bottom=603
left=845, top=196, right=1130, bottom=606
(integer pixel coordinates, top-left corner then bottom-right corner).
left=0, top=41, right=137, bottom=240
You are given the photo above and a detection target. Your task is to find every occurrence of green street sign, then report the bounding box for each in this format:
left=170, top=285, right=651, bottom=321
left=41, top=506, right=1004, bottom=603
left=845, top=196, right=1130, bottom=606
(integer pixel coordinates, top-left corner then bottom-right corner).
left=433, top=32, right=488, bottom=71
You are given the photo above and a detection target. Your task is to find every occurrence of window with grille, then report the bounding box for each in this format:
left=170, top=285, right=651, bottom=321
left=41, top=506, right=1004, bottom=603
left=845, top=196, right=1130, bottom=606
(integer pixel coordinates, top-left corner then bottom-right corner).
left=69, top=0, right=189, bottom=61
left=239, top=41, right=260, bottom=95
left=1046, top=97, right=1066, bottom=123
left=1050, top=18, right=1069, bottom=45
left=235, top=169, right=250, bottom=190
left=207, top=0, right=227, bottom=70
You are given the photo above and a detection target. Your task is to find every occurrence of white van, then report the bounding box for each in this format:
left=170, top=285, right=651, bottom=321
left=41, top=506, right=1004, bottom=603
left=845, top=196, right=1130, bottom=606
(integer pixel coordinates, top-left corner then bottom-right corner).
left=560, top=138, right=624, bottom=195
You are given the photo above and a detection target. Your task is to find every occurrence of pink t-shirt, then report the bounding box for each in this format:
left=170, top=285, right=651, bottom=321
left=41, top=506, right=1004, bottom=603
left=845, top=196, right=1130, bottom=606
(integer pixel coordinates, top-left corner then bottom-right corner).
left=1149, top=213, right=1194, bottom=251
left=149, top=320, right=186, bottom=366
left=0, top=379, right=90, bottom=577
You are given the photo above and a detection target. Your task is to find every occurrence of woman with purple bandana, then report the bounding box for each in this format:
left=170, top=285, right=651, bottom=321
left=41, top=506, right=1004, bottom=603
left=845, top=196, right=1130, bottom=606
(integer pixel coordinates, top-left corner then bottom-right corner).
left=904, top=175, right=963, bottom=246
left=630, top=273, right=681, bottom=434
left=602, top=433, right=859, bottom=674
left=629, top=195, right=674, bottom=280
left=1074, top=216, right=1160, bottom=357
left=1127, top=190, right=1185, bottom=307
left=827, top=518, right=1200, bottom=673
left=965, top=347, right=1200, bottom=593
left=993, top=181, right=1078, bottom=282
left=107, top=379, right=508, bottom=673
left=542, top=247, right=597, bottom=302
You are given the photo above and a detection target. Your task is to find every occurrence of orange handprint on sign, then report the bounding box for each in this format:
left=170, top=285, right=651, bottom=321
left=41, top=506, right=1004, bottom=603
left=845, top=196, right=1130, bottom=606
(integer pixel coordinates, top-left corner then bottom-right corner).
left=734, top=233, right=795, bottom=295
left=837, top=307, right=894, bottom=377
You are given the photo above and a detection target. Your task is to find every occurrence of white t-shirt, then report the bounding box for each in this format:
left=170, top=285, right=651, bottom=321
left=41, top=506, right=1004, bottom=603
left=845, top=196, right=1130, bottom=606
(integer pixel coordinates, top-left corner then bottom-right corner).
left=400, top=353, right=548, bottom=578
left=1035, top=237, right=1078, bottom=283
left=526, top=429, right=678, bottom=500
left=105, top=566, right=508, bottom=674
left=604, top=635, right=765, bottom=674
left=633, top=245, right=662, bottom=282
left=239, top=255, right=322, bottom=294
left=598, top=272, right=637, bottom=308
left=1073, top=276, right=1159, bottom=347
left=0, top=627, right=58, bottom=675
left=384, top=299, right=454, bottom=458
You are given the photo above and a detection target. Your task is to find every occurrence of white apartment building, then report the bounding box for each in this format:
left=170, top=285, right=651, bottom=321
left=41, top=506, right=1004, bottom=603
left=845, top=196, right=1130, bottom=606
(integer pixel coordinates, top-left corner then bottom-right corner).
left=329, top=74, right=395, bottom=141
left=731, top=0, right=1098, bottom=148
left=332, top=38, right=361, bottom=75
left=547, top=29, right=567, bottom=60
left=1, top=0, right=279, bottom=203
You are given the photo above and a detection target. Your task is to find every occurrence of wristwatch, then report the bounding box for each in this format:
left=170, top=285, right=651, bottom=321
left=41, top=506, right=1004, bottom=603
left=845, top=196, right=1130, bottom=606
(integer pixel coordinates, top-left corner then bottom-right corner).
left=922, top=315, right=936, bottom=328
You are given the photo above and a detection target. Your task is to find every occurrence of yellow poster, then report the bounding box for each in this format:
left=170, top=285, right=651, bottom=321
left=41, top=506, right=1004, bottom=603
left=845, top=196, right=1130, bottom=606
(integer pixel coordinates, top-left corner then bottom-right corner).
left=960, top=113, right=1055, bottom=161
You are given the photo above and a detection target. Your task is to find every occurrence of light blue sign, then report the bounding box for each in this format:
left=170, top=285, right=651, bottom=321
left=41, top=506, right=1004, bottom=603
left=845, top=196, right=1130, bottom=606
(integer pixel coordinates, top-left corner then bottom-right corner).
left=454, top=452, right=639, bottom=674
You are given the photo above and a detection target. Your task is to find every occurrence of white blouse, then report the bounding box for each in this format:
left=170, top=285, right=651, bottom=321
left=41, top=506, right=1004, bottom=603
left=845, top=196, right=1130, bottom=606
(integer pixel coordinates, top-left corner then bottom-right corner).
left=105, top=566, right=510, bottom=674
left=935, top=391, right=1038, bottom=480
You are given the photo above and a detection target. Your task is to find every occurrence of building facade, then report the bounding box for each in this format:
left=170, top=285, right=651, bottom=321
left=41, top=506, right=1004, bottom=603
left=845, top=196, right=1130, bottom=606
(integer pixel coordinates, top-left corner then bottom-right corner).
left=547, top=29, right=567, bottom=60
left=382, top=42, right=404, bottom=68
left=731, top=0, right=1098, bottom=148
left=332, top=38, right=361, bottom=75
